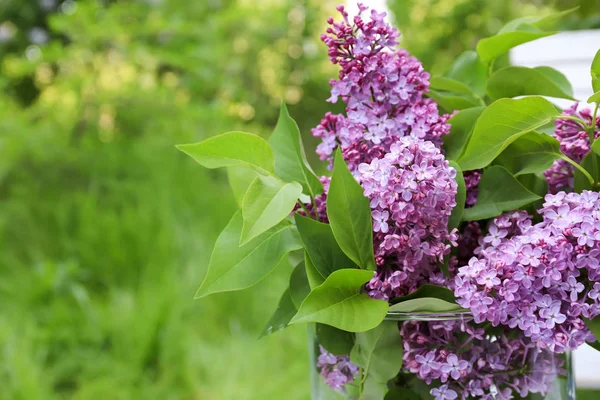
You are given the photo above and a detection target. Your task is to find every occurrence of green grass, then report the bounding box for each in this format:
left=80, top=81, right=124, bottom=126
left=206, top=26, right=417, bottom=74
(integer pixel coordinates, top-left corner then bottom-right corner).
left=0, top=93, right=311, bottom=398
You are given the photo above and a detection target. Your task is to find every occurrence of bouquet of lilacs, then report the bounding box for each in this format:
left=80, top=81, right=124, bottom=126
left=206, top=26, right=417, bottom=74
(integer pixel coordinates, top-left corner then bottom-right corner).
left=179, top=4, right=600, bottom=400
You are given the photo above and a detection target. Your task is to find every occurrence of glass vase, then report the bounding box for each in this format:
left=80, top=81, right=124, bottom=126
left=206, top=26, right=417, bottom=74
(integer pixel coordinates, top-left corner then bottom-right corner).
left=309, top=312, right=575, bottom=400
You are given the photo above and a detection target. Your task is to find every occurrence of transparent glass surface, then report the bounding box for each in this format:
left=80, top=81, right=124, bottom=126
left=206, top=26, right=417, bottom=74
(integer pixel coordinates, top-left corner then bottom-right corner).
left=310, top=313, right=575, bottom=400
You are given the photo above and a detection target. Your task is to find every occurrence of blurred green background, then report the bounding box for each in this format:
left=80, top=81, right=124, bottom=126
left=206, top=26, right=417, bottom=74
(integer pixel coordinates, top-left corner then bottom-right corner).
left=0, top=1, right=599, bottom=399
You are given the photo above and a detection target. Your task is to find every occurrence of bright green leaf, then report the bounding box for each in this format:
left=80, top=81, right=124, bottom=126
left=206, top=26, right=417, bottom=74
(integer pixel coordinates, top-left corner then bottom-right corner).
left=476, top=8, right=576, bottom=64
left=448, top=161, right=465, bottom=232
left=304, top=251, right=325, bottom=289
left=427, top=90, right=482, bottom=113
left=589, top=92, right=600, bottom=104
left=458, top=97, right=559, bottom=171
left=177, top=131, right=274, bottom=175
left=259, top=287, right=297, bottom=338
left=351, top=321, right=403, bottom=399
left=574, top=152, right=600, bottom=192
left=327, top=150, right=376, bottom=270
left=499, top=8, right=577, bottom=33
left=463, top=166, right=541, bottom=221
left=287, top=249, right=304, bottom=267
left=494, top=131, right=562, bottom=176
left=477, top=27, right=553, bottom=64
left=445, top=51, right=487, bottom=98
left=430, top=76, right=478, bottom=96
left=486, top=66, right=574, bottom=100
left=240, top=175, right=302, bottom=245
left=593, top=138, right=600, bottom=157
left=317, top=323, right=355, bottom=355
left=591, top=49, right=600, bottom=92
left=388, top=298, right=466, bottom=314
left=227, top=166, right=258, bottom=206
left=290, top=261, right=311, bottom=309
left=195, top=211, right=302, bottom=298
left=268, top=102, right=323, bottom=197
left=389, top=284, right=458, bottom=305
left=295, top=214, right=355, bottom=281
left=442, top=106, right=484, bottom=161
left=290, top=269, right=388, bottom=332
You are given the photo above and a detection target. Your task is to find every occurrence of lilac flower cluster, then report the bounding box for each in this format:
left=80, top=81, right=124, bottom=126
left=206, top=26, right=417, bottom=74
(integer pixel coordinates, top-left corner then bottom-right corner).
left=316, top=345, right=359, bottom=391
left=313, top=5, right=457, bottom=301
left=544, top=103, right=600, bottom=193
left=360, top=137, right=459, bottom=300
left=312, top=4, right=451, bottom=165
left=402, top=319, right=564, bottom=400
left=454, top=191, right=600, bottom=352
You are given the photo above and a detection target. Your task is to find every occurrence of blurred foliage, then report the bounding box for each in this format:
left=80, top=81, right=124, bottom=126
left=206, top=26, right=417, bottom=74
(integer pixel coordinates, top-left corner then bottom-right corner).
left=0, top=0, right=599, bottom=398
left=0, top=0, right=338, bottom=398
left=387, top=0, right=600, bottom=74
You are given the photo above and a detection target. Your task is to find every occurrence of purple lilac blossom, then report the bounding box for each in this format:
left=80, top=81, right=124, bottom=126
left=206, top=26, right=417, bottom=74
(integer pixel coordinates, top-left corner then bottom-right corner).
left=401, top=319, right=564, bottom=399
left=312, top=5, right=451, bottom=166
left=361, top=137, right=458, bottom=300
left=453, top=191, right=600, bottom=352
left=313, top=4, right=458, bottom=301
left=544, top=103, right=600, bottom=193
left=316, top=345, right=359, bottom=391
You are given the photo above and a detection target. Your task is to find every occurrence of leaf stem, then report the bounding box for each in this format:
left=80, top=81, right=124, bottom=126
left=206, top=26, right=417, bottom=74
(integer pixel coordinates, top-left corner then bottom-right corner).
left=559, top=154, right=595, bottom=185
left=298, top=200, right=313, bottom=218
left=557, top=114, right=587, bottom=126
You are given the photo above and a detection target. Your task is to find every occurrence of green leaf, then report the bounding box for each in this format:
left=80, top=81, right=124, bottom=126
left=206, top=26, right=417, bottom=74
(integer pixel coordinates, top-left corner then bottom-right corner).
left=574, top=152, right=600, bottom=192
left=584, top=318, right=600, bottom=352
left=445, top=51, right=487, bottom=98
left=177, top=131, right=274, bottom=175
left=290, top=269, right=388, bottom=332
left=593, top=138, right=600, bottom=157
left=448, top=161, right=465, bottom=232
left=195, top=211, right=303, bottom=298
left=442, top=106, right=485, bottom=161
left=517, top=173, right=549, bottom=215
left=389, top=284, right=458, bottom=305
left=591, top=49, right=600, bottom=92
left=430, top=76, right=477, bottom=96
left=316, top=323, right=355, bottom=355
left=304, top=251, right=325, bottom=289
left=477, top=27, right=553, bottom=64
left=327, top=150, right=376, bottom=270
left=476, top=8, right=577, bottom=64
left=494, top=131, right=562, bottom=176
left=289, top=261, right=311, bottom=309
left=458, top=97, right=559, bottom=171
left=227, top=166, right=258, bottom=207
left=462, top=166, right=541, bottom=221
left=268, top=102, right=323, bottom=197
left=351, top=321, right=403, bottom=399
left=427, top=90, right=482, bottom=113
left=259, top=287, right=297, bottom=338
left=294, top=214, right=355, bottom=281
left=384, top=387, right=421, bottom=400
left=589, top=92, right=600, bottom=104
left=287, top=249, right=304, bottom=267
left=498, top=8, right=577, bottom=33
left=240, top=175, right=302, bottom=245
left=486, top=66, right=574, bottom=101
left=388, top=298, right=467, bottom=313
